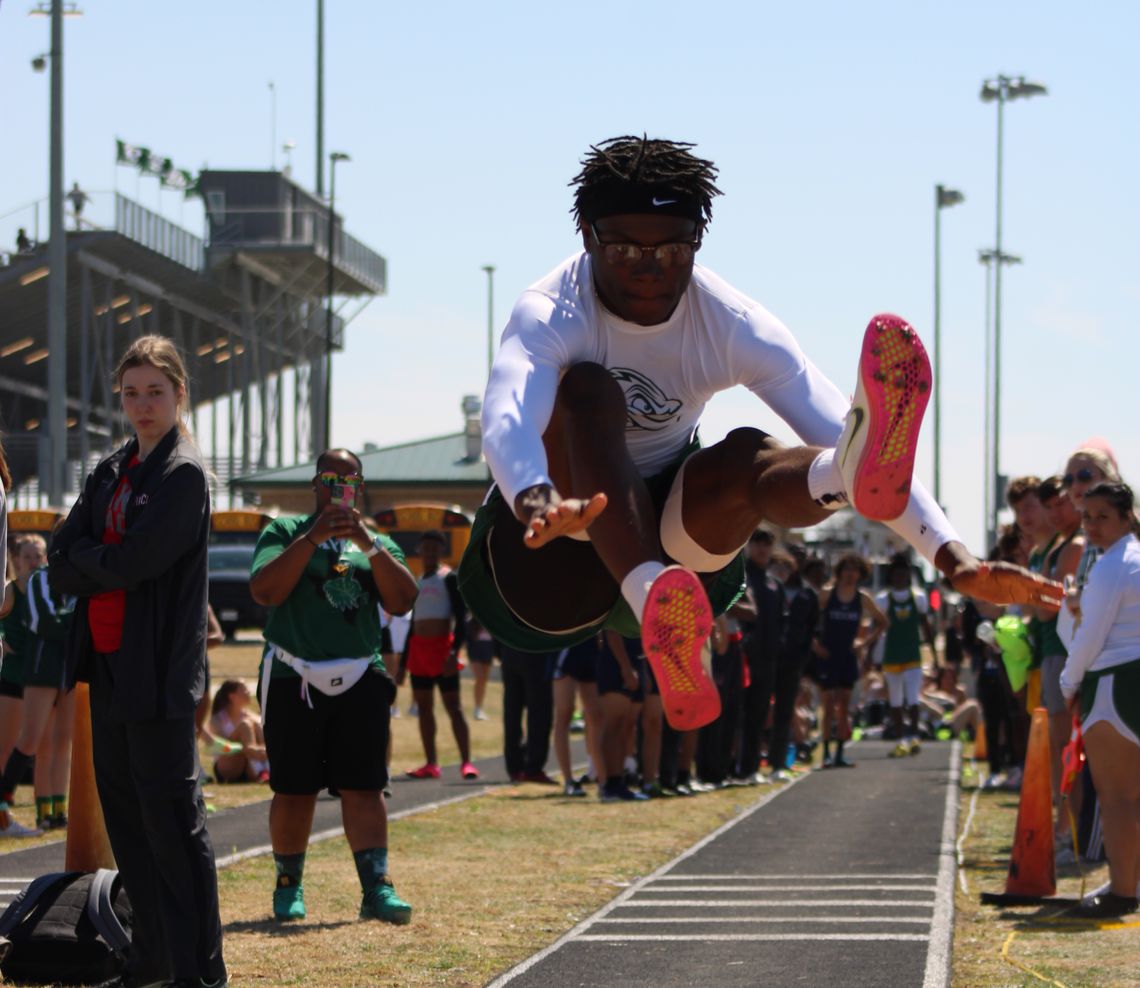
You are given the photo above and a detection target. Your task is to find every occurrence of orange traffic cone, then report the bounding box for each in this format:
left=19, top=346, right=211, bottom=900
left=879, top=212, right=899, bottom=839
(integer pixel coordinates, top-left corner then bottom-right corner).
left=973, top=719, right=988, bottom=762
left=64, top=683, right=115, bottom=872
left=1003, top=706, right=1055, bottom=897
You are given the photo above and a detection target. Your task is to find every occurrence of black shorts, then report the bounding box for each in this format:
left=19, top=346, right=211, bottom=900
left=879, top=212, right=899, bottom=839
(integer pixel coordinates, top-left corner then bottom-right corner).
left=23, top=641, right=66, bottom=690
left=551, top=639, right=599, bottom=683
left=457, top=438, right=746, bottom=653
left=466, top=639, right=495, bottom=665
left=596, top=636, right=646, bottom=701
left=817, top=652, right=858, bottom=691
left=263, top=668, right=394, bottom=795
left=0, top=678, right=23, bottom=700
left=641, top=657, right=659, bottom=697
left=410, top=673, right=461, bottom=693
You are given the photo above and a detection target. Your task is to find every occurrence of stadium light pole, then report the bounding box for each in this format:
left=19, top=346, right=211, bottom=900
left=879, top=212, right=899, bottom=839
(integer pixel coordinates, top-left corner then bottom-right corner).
left=980, top=74, right=1047, bottom=543
left=978, top=248, right=1022, bottom=550
left=29, top=0, right=82, bottom=506
left=324, top=150, right=349, bottom=450
left=933, top=184, right=964, bottom=508
left=315, top=0, right=324, bottom=196
left=481, top=265, right=495, bottom=383
left=268, top=80, right=276, bottom=169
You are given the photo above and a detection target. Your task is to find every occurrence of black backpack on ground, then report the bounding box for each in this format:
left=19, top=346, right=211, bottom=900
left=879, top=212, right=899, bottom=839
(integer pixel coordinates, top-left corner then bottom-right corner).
left=0, top=869, right=132, bottom=985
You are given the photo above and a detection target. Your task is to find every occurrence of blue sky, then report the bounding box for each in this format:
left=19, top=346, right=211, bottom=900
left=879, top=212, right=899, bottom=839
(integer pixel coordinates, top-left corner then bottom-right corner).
left=3, top=0, right=1137, bottom=549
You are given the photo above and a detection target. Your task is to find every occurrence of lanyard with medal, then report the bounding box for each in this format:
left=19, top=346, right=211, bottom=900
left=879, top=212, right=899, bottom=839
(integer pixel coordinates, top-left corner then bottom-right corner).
left=317, top=471, right=368, bottom=611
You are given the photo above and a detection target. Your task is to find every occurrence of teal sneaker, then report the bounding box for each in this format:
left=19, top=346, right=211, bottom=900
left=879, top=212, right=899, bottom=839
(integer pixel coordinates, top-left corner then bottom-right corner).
left=273, top=881, right=306, bottom=921
left=360, top=877, right=412, bottom=925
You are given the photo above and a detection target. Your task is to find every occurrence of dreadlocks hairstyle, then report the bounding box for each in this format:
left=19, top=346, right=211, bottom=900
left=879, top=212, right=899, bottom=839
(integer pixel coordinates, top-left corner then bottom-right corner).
left=570, top=135, right=722, bottom=230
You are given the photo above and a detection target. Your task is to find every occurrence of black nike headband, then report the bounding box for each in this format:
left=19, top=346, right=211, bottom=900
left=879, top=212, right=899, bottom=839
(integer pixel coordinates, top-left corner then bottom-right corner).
left=579, top=182, right=704, bottom=225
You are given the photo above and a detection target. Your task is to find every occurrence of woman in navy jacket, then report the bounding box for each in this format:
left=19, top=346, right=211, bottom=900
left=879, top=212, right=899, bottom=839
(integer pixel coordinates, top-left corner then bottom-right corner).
left=49, top=335, right=226, bottom=988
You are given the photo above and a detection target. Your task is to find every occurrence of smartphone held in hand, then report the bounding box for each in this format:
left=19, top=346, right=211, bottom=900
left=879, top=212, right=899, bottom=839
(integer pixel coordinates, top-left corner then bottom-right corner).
left=331, top=480, right=358, bottom=509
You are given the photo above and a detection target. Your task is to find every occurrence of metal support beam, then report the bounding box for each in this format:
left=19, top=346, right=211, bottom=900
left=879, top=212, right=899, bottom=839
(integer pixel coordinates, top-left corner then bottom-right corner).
left=46, top=0, right=67, bottom=505
left=79, top=263, right=92, bottom=472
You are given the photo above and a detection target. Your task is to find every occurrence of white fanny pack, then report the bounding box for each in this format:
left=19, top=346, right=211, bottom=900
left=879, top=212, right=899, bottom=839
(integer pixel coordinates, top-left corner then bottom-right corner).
left=259, top=644, right=372, bottom=718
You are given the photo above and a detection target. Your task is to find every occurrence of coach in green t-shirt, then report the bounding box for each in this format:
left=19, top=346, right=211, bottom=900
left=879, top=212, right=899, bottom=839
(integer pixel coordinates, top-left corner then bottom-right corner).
left=250, top=447, right=418, bottom=926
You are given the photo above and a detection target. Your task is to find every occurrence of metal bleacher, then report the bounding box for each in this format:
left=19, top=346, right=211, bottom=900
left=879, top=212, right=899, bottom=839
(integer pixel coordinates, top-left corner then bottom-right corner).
left=0, top=170, right=386, bottom=505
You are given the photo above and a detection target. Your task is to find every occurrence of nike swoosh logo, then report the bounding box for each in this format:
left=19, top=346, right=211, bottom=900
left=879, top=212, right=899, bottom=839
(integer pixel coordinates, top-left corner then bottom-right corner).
left=840, top=407, right=864, bottom=471
left=651, top=197, right=677, bottom=206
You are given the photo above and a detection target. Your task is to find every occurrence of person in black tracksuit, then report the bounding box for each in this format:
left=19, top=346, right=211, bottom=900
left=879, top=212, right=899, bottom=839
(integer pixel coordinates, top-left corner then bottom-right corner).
left=48, top=336, right=225, bottom=988
left=736, top=531, right=785, bottom=780
left=767, top=556, right=821, bottom=776
left=499, top=641, right=556, bottom=782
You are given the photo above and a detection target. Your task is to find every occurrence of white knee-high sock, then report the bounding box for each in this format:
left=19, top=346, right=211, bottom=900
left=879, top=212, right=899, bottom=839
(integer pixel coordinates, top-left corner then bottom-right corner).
left=621, top=561, right=666, bottom=623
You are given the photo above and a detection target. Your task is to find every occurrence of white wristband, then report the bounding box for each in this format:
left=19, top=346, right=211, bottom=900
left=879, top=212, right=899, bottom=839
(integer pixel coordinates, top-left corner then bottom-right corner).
left=364, top=541, right=382, bottom=559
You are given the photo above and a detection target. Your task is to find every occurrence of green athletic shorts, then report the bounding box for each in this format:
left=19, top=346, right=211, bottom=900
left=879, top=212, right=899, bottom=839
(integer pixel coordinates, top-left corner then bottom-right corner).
left=1080, top=657, right=1140, bottom=740
left=457, top=441, right=746, bottom=654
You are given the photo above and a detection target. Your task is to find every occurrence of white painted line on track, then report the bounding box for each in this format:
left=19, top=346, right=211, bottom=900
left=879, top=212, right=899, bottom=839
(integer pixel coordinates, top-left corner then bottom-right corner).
left=957, top=786, right=980, bottom=895
left=638, top=883, right=936, bottom=892
left=654, top=873, right=937, bottom=881
left=922, top=740, right=960, bottom=988
left=213, top=786, right=495, bottom=868
left=576, top=932, right=931, bottom=943
left=485, top=769, right=809, bottom=987
left=597, top=915, right=932, bottom=925
left=616, top=898, right=935, bottom=908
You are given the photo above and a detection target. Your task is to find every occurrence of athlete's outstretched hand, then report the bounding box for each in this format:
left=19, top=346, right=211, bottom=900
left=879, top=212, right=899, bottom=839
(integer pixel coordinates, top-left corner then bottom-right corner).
left=953, top=561, right=1063, bottom=612
left=936, top=543, right=1063, bottom=612
left=515, top=484, right=607, bottom=550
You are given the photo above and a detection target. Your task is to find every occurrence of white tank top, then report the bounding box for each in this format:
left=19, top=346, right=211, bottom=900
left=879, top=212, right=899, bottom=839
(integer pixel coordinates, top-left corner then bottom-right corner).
left=413, top=569, right=453, bottom=622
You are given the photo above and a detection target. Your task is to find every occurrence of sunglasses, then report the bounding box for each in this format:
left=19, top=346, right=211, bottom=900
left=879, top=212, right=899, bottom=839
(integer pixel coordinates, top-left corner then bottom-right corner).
left=1061, top=468, right=1095, bottom=488
left=316, top=472, right=362, bottom=487
left=590, top=223, right=700, bottom=268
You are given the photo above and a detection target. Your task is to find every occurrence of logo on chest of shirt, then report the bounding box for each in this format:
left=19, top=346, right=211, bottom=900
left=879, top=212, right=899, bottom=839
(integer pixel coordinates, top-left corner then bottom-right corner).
left=609, top=367, right=683, bottom=432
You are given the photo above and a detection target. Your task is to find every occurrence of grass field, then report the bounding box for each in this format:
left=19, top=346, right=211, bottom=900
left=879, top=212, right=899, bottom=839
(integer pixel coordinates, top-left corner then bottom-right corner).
left=215, top=778, right=773, bottom=987
left=2, top=640, right=513, bottom=841
left=6, top=645, right=1140, bottom=985
left=952, top=751, right=1140, bottom=988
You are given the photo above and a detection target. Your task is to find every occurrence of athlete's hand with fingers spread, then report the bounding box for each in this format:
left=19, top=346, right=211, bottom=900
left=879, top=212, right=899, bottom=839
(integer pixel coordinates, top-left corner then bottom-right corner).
left=935, top=542, right=1063, bottom=612
left=514, top=484, right=607, bottom=550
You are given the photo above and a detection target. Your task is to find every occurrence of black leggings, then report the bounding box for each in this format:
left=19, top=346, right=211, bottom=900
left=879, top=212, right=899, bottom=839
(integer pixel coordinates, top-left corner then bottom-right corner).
left=976, top=665, right=1010, bottom=776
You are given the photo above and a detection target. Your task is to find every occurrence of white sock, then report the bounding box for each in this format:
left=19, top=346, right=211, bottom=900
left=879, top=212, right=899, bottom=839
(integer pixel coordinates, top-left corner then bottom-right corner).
left=621, top=561, right=666, bottom=623
left=807, top=448, right=847, bottom=509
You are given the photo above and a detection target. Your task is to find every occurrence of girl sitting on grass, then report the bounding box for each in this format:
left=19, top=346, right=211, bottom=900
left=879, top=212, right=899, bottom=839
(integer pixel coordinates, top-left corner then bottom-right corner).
left=210, top=679, right=269, bottom=783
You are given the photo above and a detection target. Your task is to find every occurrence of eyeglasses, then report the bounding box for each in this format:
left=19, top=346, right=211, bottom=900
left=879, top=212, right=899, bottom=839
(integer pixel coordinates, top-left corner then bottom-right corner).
left=590, top=224, right=700, bottom=268
left=1061, top=468, right=1095, bottom=488
left=316, top=471, right=362, bottom=487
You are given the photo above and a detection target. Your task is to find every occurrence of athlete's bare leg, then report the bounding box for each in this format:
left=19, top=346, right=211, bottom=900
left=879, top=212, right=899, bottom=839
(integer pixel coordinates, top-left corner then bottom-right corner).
left=527, top=363, right=1061, bottom=612
left=412, top=687, right=437, bottom=764
left=440, top=688, right=471, bottom=764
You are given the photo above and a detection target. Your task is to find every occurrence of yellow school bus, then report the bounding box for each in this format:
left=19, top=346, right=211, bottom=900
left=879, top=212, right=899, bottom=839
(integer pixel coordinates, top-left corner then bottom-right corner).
left=7, top=509, right=66, bottom=555
left=208, top=509, right=277, bottom=638
left=371, top=503, right=472, bottom=578
left=210, top=508, right=276, bottom=544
